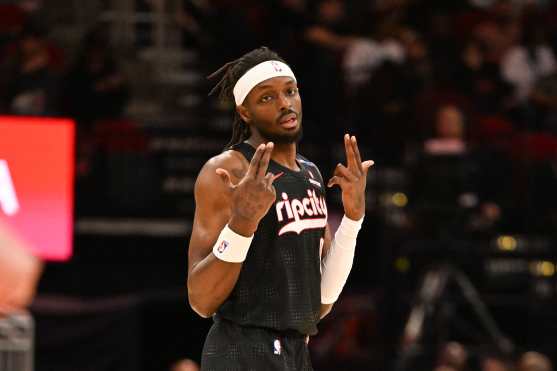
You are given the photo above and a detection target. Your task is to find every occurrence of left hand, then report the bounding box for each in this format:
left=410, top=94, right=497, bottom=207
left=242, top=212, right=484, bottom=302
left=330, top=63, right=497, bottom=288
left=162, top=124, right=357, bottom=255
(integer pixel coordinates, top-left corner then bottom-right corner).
left=327, top=134, right=374, bottom=220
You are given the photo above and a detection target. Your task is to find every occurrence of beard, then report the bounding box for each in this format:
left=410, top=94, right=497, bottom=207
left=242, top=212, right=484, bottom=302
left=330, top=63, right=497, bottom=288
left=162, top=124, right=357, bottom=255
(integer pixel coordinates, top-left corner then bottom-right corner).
left=252, top=110, right=304, bottom=144
left=257, top=124, right=303, bottom=144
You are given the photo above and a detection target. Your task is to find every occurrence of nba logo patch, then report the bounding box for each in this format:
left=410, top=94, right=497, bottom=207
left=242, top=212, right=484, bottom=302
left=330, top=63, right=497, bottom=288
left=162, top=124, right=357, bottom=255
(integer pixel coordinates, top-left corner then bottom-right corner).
left=217, top=240, right=229, bottom=253
left=273, top=339, right=281, bottom=355
left=271, top=61, right=283, bottom=72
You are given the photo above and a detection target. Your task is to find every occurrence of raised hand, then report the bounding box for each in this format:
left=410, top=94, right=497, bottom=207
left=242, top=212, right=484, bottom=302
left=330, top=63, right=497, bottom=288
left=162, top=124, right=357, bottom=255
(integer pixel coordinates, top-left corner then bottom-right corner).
left=327, top=134, right=374, bottom=220
left=216, top=142, right=280, bottom=236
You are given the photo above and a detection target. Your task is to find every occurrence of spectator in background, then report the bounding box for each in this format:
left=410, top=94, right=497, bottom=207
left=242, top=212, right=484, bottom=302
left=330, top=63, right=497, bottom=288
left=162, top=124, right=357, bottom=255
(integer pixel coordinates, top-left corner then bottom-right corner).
left=343, top=22, right=405, bottom=95
left=517, top=351, right=553, bottom=371
left=0, top=221, right=42, bottom=315
left=453, top=39, right=513, bottom=115
left=481, top=354, right=513, bottom=371
left=62, top=25, right=130, bottom=206
left=501, top=18, right=556, bottom=107
left=436, top=342, right=469, bottom=371
left=472, top=16, right=515, bottom=66
left=170, top=358, right=200, bottom=371
left=266, top=0, right=310, bottom=75
left=63, top=26, right=129, bottom=128
left=398, top=27, right=432, bottom=90
left=0, top=4, right=27, bottom=57
left=423, top=104, right=468, bottom=155
left=349, top=27, right=431, bottom=165
left=176, top=0, right=213, bottom=50
left=529, top=71, right=557, bottom=134
left=469, top=0, right=551, bottom=11
left=186, top=0, right=260, bottom=72
left=435, top=367, right=459, bottom=371
left=523, top=6, right=557, bottom=131
left=0, top=0, right=44, bottom=59
left=407, top=104, right=474, bottom=238
left=305, top=0, right=353, bottom=52
left=302, top=0, right=355, bottom=142
left=310, top=293, right=381, bottom=370
left=529, top=71, right=557, bottom=133
left=0, top=22, right=61, bottom=115
left=407, top=104, right=503, bottom=238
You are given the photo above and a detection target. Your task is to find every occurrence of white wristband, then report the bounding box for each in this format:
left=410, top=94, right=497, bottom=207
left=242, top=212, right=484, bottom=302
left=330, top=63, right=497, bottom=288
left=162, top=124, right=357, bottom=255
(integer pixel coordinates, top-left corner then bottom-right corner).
left=321, top=215, right=363, bottom=304
left=212, top=224, right=254, bottom=263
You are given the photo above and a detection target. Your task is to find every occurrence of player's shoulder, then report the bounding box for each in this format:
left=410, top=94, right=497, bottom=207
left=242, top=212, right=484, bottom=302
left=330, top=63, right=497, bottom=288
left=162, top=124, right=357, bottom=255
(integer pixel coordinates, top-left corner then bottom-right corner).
left=297, top=153, right=327, bottom=186
left=204, top=149, right=247, bottom=172
left=297, top=154, right=323, bottom=175
left=297, top=154, right=318, bottom=169
left=196, top=149, right=249, bottom=188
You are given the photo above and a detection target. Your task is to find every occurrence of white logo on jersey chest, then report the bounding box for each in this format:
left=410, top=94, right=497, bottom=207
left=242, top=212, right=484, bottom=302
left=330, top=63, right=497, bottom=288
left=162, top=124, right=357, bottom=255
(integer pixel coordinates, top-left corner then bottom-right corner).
left=275, top=189, right=327, bottom=235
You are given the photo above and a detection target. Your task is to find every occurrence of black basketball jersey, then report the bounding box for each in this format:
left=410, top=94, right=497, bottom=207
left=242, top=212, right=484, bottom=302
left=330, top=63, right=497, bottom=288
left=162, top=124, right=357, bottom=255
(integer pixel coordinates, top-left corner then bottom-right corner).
left=216, top=142, right=327, bottom=336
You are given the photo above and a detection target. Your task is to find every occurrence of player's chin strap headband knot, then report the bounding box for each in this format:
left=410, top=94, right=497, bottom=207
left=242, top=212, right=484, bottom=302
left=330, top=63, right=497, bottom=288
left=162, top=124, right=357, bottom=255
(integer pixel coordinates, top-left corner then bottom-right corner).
left=232, top=60, right=297, bottom=106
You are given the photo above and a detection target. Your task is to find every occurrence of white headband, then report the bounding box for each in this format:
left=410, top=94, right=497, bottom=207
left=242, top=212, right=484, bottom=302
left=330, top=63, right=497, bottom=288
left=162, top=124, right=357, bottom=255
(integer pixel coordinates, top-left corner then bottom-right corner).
left=232, top=60, right=296, bottom=106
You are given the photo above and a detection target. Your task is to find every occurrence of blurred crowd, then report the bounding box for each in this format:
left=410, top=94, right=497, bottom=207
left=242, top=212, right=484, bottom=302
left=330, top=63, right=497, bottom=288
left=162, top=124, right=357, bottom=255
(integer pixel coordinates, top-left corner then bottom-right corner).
left=0, top=4, right=129, bottom=121
left=432, top=342, right=553, bottom=371
left=174, top=0, right=557, bottom=236
left=2, top=0, right=556, bottom=234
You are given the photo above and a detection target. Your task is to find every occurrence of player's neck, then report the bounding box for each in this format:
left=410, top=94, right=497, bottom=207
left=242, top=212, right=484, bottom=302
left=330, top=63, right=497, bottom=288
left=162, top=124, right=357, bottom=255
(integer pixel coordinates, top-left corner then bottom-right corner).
left=246, top=138, right=299, bottom=171
left=271, top=142, right=299, bottom=171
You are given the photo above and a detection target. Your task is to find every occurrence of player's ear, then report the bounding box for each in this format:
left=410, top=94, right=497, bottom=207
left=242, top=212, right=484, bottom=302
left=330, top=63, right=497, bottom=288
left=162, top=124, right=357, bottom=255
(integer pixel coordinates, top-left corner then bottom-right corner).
left=236, top=105, right=251, bottom=124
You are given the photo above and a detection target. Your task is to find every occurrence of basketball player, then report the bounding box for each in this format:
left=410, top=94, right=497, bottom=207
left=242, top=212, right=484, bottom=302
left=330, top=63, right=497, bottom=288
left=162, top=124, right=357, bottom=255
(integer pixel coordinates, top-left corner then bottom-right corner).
left=187, top=47, right=373, bottom=370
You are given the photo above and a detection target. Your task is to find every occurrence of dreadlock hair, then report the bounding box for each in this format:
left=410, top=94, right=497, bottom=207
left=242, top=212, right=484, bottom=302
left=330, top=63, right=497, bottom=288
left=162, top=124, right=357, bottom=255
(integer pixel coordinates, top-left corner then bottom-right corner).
left=207, top=47, right=287, bottom=150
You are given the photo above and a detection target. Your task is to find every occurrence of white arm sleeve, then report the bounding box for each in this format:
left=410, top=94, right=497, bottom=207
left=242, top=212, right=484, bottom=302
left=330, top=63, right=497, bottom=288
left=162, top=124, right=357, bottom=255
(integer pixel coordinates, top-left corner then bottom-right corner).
left=320, top=215, right=363, bottom=304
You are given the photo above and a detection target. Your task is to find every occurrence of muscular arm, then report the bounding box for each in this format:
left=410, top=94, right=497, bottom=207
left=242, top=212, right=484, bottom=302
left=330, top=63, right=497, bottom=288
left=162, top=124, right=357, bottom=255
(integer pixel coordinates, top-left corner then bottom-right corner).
left=187, top=153, right=247, bottom=318
left=187, top=143, right=277, bottom=318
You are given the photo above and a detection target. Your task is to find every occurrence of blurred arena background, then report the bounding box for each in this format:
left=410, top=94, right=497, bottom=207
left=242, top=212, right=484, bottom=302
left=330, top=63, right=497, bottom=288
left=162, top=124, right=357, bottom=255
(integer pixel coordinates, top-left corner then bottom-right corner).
left=1, top=0, right=557, bottom=370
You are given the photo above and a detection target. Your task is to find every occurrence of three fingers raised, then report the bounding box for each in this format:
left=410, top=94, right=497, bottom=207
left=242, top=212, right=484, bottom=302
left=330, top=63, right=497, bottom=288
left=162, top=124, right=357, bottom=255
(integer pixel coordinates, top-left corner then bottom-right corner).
left=216, top=142, right=276, bottom=188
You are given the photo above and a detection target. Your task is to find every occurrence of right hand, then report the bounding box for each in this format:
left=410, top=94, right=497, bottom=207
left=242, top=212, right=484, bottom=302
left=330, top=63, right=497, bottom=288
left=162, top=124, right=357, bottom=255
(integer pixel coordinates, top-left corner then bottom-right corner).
left=215, top=142, right=280, bottom=236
